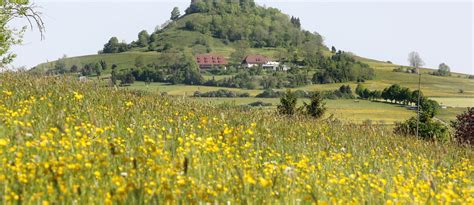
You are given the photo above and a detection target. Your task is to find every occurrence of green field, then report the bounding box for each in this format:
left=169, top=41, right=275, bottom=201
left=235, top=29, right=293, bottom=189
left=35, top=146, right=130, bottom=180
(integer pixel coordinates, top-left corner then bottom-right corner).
left=191, top=98, right=415, bottom=124
left=128, top=82, right=262, bottom=96
left=431, top=97, right=474, bottom=108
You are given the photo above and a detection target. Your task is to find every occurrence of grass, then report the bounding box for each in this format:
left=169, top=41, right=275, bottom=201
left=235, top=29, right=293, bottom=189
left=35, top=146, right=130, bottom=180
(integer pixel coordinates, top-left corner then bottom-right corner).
left=192, top=98, right=415, bottom=124
left=127, top=81, right=467, bottom=124
left=127, top=81, right=262, bottom=96
left=0, top=73, right=472, bottom=204
left=437, top=107, right=468, bottom=123
left=431, top=97, right=474, bottom=108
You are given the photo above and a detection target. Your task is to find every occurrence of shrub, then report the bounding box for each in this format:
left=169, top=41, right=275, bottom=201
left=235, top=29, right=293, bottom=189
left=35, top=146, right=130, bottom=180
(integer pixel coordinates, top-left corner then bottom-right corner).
left=248, top=101, right=273, bottom=107
left=394, top=117, right=449, bottom=141
left=256, top=90, right=284, bottom=98
left=304, top=93, right=326, bottom=119
left=277, top=90, right=297, bottom=116
left=193, top=89, right=250, bottom=98
left=451, top=108, right=474, bottom=145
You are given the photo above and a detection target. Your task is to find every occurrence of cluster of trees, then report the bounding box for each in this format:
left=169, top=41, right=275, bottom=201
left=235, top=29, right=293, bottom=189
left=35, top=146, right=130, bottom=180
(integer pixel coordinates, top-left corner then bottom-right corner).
left=103, top=0, right=324, bottom=54
left=312, top=51, right=375, bottom=84
left=393, top=66, right=417, bottom=74
left=356, top=84, right=424, bottom=106
left=102, top=37, right=130, bottom=54
left=48, top=56, right=109, bottom=77
left=193, top=89, right=250, bottom=98
left=431, top=63, right=451, bottom=76
left=114, top=53, right=203, bottom=85
left=256, top=85, right=354, bottom=100
left=181, top=0, right=323, bottom=48
left=203, top=71, right=257, bottom=89
left=277, top=90, right=326, bottom=119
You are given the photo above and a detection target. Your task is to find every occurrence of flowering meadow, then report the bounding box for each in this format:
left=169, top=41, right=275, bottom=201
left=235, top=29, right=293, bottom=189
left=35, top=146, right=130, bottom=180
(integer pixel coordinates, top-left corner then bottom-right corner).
left=0, top=73, right=472, bottom=204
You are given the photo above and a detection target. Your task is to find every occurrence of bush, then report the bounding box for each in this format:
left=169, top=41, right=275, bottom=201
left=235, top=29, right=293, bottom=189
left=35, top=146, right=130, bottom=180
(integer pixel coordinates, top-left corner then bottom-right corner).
left=193, top=89, right=250, bottom=98
left=394, top=117, right=449, bottom=141
left=277, top=90, right=297, bottom=116
left=256, top=90, right=284, bottom=98
left=248, top=101, right=273, bottom=107
left=304, top=93, right=326, bottom=119
left=451, top=108, right=474, bottom=145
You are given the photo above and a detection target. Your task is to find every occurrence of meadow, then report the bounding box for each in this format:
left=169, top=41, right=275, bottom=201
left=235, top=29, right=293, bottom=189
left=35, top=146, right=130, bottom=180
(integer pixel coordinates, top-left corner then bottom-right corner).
left=0, top=73, right=472, bottom=204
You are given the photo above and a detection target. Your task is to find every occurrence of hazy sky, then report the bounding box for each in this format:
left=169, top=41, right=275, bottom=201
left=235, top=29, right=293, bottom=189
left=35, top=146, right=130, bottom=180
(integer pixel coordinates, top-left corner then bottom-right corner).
left=9, top=0, right=474, bottom=74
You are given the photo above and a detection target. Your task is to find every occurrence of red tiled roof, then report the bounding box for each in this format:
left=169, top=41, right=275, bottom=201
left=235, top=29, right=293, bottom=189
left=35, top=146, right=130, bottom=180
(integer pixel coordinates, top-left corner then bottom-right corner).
left=195, top=54, right=228, bottom=66
left=243, top=55, right=269, bottom=64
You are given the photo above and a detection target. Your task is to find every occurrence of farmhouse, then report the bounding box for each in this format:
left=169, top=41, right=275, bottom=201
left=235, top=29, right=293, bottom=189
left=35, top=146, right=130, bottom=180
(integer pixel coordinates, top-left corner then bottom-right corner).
left=195, top=54, right=228, bottom=69
left=242, top=54, right=283, bottom=71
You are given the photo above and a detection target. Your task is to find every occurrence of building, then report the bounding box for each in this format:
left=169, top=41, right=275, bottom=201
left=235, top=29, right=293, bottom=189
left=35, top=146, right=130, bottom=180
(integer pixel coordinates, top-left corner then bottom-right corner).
left=242, top=55, right=269, bottom=68
left=242, top=55, right=282, bottom=71
left=195, top=54, right=228, bottom=70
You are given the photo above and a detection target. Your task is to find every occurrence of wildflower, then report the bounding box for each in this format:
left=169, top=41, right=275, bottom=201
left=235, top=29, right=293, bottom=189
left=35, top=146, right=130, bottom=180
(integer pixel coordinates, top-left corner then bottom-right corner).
left=73, top=92, right=84, bottom=100
left=0, top=139, right=8, bottom=146
left=259, top=177, right=270, bottom=187
left=125, top=101, right=134, bottom=107
left=2, top=90, right=12, bottom=96
left=244, top=174, right=256, bottom=185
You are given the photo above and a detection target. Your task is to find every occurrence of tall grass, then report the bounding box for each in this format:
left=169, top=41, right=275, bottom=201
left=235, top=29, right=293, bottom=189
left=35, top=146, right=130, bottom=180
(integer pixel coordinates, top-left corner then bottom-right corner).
left=0, top=73, right=472, bottom=204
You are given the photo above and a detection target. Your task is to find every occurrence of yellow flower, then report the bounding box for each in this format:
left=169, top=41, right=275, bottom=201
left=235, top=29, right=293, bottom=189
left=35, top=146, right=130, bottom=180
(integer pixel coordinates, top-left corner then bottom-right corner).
left=73, top=92, right=84, bottom=100
left=0, top=139, right=8, bottom=146
left=2, top=90, right=13, bottom=96
left=259, top=177, right=270, bottom=187
left=125, top=101, right=134, bottom=107
left=244, top=174, right=256, bottom=185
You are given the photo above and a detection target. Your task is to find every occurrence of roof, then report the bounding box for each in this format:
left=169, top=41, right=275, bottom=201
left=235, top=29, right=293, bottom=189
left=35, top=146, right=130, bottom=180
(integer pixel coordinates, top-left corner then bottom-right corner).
left=195, top=54, right=228, bottom=66
left=243, top=55, right=269, bottom=64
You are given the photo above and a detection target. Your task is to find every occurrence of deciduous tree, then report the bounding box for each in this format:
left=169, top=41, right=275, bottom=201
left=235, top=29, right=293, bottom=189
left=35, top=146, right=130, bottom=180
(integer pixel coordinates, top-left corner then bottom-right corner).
left=1, top=1, right=44, bottom=66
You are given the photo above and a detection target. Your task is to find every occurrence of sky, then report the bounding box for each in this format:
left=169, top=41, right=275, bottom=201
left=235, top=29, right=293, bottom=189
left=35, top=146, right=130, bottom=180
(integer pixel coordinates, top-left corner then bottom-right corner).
left=8, top=0, right=474, bottom=74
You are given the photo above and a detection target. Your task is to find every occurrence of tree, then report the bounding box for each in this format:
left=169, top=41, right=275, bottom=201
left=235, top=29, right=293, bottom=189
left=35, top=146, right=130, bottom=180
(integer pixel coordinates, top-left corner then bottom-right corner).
left=171, top=7, right=181, bottom=20
left=278, top=90, right=298, bottom=116
left=1, top=1, right=44, bottom=66
left=111, top=69, right=117, bottom=85
left=54, top=56, right=67, bottom=74
left=94, top=62, right=102, bottom=76
left=355, top=84, right=365, bottom=98
left=70, top=65, right=79, bottom=73
left=436, top=63, right=451, bottom=76
left=100, top=60, right=107, bottom=70
left=451, top=108, right=474, bottom=145
left=118, top=73, right=135, bottom=85
left=137, top=30, right=150, bottom=47
left=230, top=41, right=249, bottom=64
left=395, top=96, right=447, bottom=141
left=408, top=51, right=425, bottom=138
left=304, top=93, right=326, bottom=118
left=331, top=46, right=337, bottom=54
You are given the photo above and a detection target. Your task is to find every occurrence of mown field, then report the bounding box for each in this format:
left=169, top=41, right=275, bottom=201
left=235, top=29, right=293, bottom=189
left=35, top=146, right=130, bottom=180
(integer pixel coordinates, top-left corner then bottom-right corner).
left=127, top=80, right=470, bottom=124
left=0, top=73, right=472, bottom=204
left=189, top=98, right=415, bottom=125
